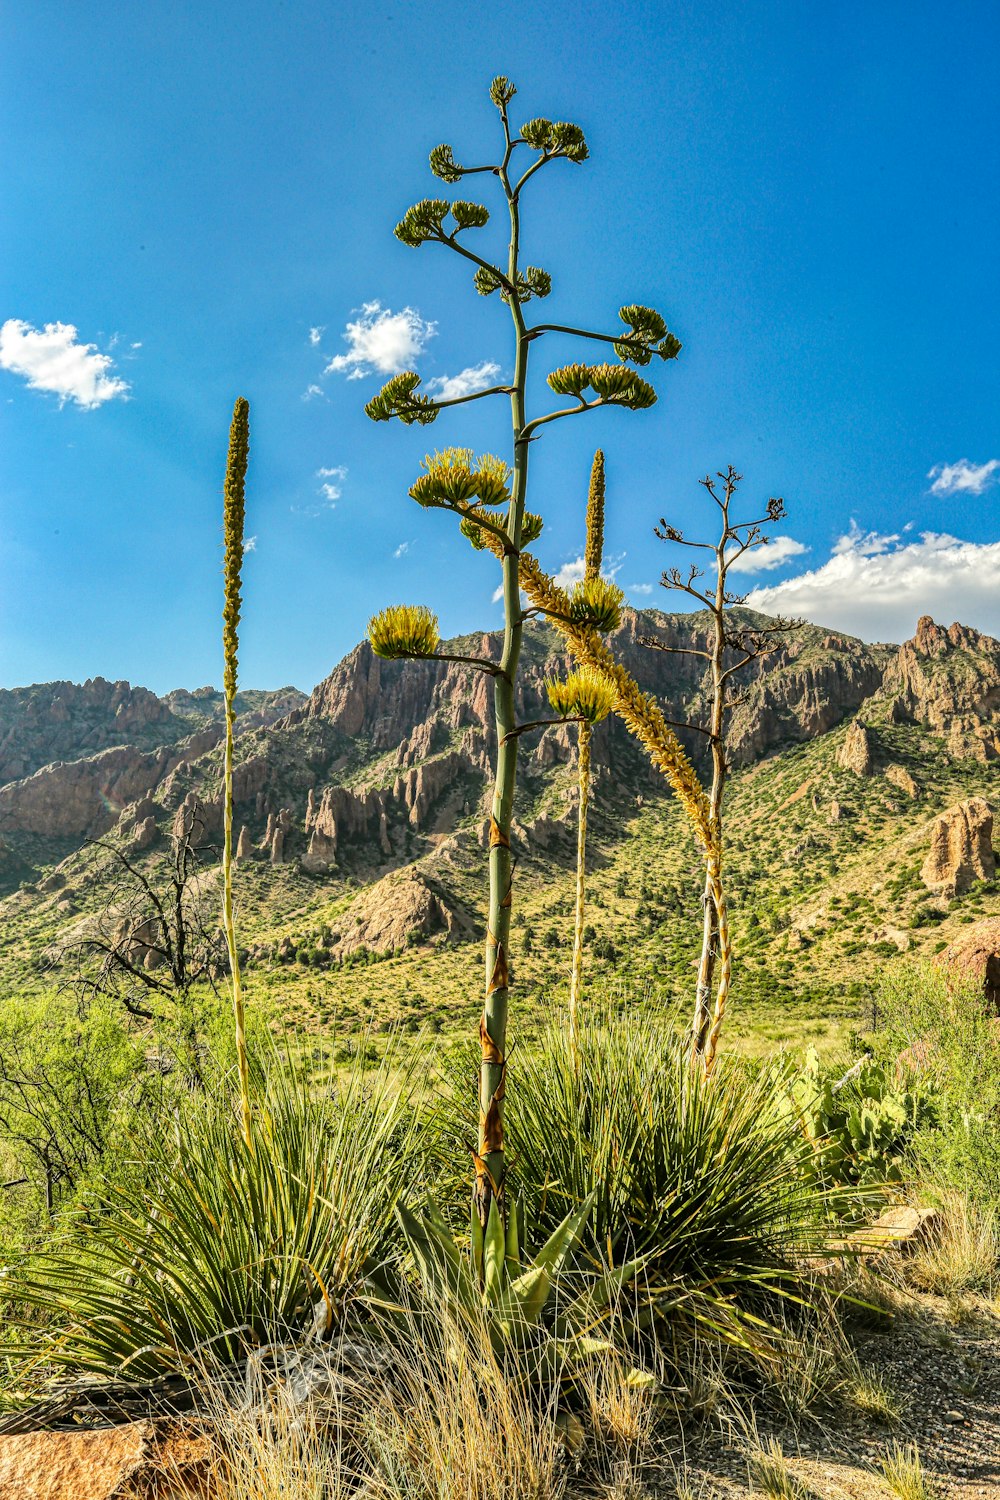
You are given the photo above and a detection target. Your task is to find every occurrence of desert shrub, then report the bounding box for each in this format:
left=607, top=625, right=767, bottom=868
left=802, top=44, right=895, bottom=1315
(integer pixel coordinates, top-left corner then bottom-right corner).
left=8, top=1045, right=422, bottom=1382
left=0, top=994, right=158, bottom=1258
left=500, top=1018, right=828, bottom=1345
left=875, top=964, right=1000, bottom=1203
left=781, top=1046, right=937, bottom=1190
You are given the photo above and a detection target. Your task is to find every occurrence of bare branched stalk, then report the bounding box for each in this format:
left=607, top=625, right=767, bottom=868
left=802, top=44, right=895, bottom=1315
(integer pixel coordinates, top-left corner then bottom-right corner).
left=221, top=397, right=252, bottom=1149
left=645, top=466, right=798, bottom=1073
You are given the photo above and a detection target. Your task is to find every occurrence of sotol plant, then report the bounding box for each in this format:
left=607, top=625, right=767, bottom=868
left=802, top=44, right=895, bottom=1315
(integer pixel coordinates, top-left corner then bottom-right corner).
left=364, top=77, right=679, bottom=1249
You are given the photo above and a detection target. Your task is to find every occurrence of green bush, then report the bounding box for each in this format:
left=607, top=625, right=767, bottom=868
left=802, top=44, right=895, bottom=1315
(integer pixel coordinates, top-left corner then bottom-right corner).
left=876, top=964, right=1000, bottom=1203
left=9, top=1046, right=422, bottom=1382
left=781, top=1046, right=936, bottom=1189
left=497, top=1019, right=828, bottom=1345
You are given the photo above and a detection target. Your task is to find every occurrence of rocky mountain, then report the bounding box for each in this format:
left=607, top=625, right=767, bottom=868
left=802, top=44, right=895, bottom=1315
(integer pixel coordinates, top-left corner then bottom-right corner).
left=1, top=611, right=997, bottom=1031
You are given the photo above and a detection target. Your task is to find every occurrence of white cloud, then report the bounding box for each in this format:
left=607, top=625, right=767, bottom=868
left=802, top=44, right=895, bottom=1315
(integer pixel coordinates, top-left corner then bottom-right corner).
left=244, top=535, right=258, bottom=553
left=0, top=319, right=130, bottom=408
left=393, top=541, right=411, bottom=558
left=831, top=521, right=898, bottom=557
left=629, top=582, right=654, bottom=595
left=928, top=458, right=1000, bottom=497
left=315, top=465, right=347, bottom=506
left=308, top=325, right=324, bottom=346
left=302, top=384, right=326, bottom=402
left=726, top=535, right=809, bottom=574
left=324, top=301, right=436, bottom=381
left=745, top=526, right=1000, bottom=641
left=425, top=361, right=503, bottom=401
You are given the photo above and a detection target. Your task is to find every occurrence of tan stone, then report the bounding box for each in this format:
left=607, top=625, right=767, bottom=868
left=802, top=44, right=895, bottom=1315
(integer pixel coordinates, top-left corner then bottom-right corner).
left=920, top=797, right=995, bottom=894
left=0, top=1418, right=208, bottom=1500
left=885, top=763, right=919, bottom=797
left=937, top=916, right=1000, bottom=1010
left=837, top=720, right=874, bottom=776
left=848, top=1205, right=941, bottom=1256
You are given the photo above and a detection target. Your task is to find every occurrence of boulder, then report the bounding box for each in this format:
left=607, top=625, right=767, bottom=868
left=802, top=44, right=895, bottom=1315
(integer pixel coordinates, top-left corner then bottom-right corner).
left=235, top=825, right=253, bottom=861
left=0, top=1419, right=208, bottom=1500
left=920, top=797, right=995, bottom=895
left=848, top=1205, right=941, bottom=1257
left=937, top=917, right=1000, bottom=1011
left=885, top=763, right=919, bottom=798
left=837, top=720, right=874, bottom=776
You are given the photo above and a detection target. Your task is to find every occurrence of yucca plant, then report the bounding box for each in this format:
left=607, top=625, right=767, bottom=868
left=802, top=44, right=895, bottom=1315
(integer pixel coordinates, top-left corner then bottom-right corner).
left=221, top=396, right=252, bottom=1146
left=504, top=1018, right=828, bottom=1348
left=363, top=76, right=679, bottom=1243
left=545, top=451, right=613, bottom=1056
left=9, top=1049, right=421, bottom=1383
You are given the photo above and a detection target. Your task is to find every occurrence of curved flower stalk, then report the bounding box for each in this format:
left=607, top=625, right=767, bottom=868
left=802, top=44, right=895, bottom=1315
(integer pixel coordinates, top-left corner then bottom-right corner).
left=221, top=397, right=252, bottom=1148
left=364, top=76, right=680, bottom=1227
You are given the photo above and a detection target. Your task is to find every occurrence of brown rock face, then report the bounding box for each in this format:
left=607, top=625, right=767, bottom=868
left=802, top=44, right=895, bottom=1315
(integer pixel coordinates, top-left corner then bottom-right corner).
left=0, top=1419, right=208, bottom=1500
left=837, top=720, right=875, bottom=777
left=938, top=917, right=1000, bottom=1010
left=882, top=616, right=1000, bottom=759
left=132, top=814, right=158, bottom=850
left=920, top=798, right=995, bottom=895
left=331, top=867, right=469, bottom=958
left=885, top=763, right=919, bottom=798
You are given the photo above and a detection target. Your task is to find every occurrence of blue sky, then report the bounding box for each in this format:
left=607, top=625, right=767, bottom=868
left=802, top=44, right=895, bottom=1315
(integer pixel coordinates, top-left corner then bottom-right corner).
left=1, top=0, right=998, bottom=693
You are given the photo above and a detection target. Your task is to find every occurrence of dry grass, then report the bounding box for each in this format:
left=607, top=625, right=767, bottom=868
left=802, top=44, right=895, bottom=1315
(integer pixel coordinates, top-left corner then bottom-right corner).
left=906, top=1190, right=1000, bottom=1295
left=745, top=1435, right=817, bottom=1498
left=880, top=1440, right=933, bottom=1499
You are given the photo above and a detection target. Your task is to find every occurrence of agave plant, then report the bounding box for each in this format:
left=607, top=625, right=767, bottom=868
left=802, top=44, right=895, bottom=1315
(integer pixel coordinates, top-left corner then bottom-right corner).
left=362, top=76, right=679, bottom=1231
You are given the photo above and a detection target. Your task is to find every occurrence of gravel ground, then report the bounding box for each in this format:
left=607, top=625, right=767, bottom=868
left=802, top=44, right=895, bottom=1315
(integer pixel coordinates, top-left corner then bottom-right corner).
left=660, top=1293, right=1000, bottom=1499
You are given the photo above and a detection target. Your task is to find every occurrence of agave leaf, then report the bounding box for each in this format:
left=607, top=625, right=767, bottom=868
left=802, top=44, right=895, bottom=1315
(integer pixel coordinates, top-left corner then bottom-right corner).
left=504, top=1194, right=521, bottom=1274
left=531, top=1193, right=594, bottom=1279
left=470, top=1200, right=485, bottom=1286
left=501, top=1263, right=550, bottom=1328
left=396, top=1201, right=477, bottom=1312
left=483, top=1197, right=506, bottom=1304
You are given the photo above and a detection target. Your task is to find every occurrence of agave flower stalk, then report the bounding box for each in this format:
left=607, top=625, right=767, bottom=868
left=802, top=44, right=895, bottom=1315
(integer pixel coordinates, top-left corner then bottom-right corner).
left=365, top=77, right=679, bottom=1223
left=221, top=397, right=252, bottom=1148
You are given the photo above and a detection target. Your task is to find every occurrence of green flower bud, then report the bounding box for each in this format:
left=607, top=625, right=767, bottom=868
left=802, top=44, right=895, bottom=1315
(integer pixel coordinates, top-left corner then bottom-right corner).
left=524, top=265, right=552, bottom=298
left=490, top=76, right=517, bottom=108
left=368, top=604, right=440, bottom=660
left=451, top=200, right=490, bottom=231
left=658, top=333, right=682, bottom=360
left=549, top=121, right=589, bottom=162
left=588, top=363, right=637, bottom=399
left=460, top=517, right=488, bottom=550
left=615, top=375, right=658, bottom=410
left=568, top=577, right=625, bottom=633
left=429, top=143, right=463, bottom=183
left=394, top=198, right=450, bottom=247
left=473, top=453, right=511, bottom=507
left=547, top=363, right=591, bottom=397
left=365, top=372, right=440, bottom=426
left=520, top=510, right=544, bottom=545
left=619, top=304, right=667, bottom=342
left=520, top=117, right=553, bottom=149
left=474, top=265, right=503, bottom=297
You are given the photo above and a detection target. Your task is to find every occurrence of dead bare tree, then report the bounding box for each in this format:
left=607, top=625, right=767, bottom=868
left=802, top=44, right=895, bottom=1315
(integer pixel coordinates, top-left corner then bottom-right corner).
left=64, top=804, right=224, bottom=1083
left=641, top=466, right=799, bottom=1070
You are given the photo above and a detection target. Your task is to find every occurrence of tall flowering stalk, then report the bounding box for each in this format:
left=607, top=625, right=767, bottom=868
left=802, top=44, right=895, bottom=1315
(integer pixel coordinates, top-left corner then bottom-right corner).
left=546, top=450, right=612, bottom=1058
left=364, top=77, right=679, bottom=1234
left=221, top=397, right=252, bottom=1148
